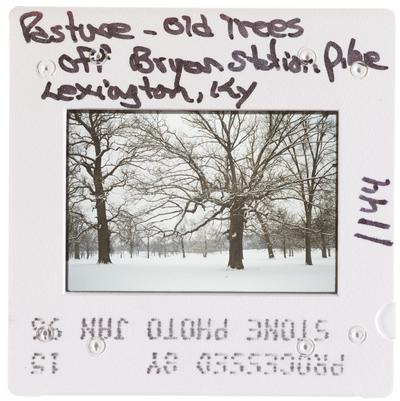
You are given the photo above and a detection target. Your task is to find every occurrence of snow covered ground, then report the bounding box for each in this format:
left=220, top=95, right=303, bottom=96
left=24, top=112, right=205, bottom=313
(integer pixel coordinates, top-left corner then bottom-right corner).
left=67, top=249, right=336, bottom=293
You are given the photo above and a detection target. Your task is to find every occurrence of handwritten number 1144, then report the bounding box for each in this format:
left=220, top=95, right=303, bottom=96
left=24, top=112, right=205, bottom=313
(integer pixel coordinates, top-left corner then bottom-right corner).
left=354, top=177, right=392, bottom=247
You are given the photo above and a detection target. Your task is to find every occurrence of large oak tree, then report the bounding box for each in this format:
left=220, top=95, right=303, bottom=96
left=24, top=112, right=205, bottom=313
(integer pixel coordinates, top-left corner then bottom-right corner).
left=135, top=111, right=316, bottom=269
left=68, top=111, right=140, bottom=264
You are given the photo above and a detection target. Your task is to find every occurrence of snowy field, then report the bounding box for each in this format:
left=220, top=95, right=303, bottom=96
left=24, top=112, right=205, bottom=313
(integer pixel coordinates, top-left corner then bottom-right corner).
left=68, top=249, right=336, bottom=293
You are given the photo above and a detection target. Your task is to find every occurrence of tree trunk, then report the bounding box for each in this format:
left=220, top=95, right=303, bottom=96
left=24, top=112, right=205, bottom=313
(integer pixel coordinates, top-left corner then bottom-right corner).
left=129, top=242, right=134, bottom=258
left=305, top=238, right=312, bottom=264
left=283, top=238, right=286, bottom=258
left=228, top=201, right=244, bottom=269
left=203, top=237, right=208, bottom=258
left=96, top=198, right=111, bottom=264
left=74, top=241, right=80, bottom=259
left=267, top=244, right=274, bottom=258
left=327, top=247, right=331, bottom=257
left=304, top=208, right=312, bottom=266
left=320, top=233, right=327, bottom=258
left=255, top=211, right=274, bottom=258
left=180, top=236, right=186, bottom=258
left=92, top=133, right=112, bottom=264
left=147, top=237, right=150, bottom=259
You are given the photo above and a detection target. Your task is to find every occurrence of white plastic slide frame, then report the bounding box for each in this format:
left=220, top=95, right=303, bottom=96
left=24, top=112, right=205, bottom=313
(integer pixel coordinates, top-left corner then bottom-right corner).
left=9, top=8, right=394, bottom=396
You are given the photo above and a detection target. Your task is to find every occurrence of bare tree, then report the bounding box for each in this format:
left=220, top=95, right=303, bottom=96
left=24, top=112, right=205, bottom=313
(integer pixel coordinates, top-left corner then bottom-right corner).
left=249, top=205, right=299, bottom=260
left=135, top=112, right=315, bottom=269
left=116, top=211, right=139, bottom=258
left=68, top=111, right=140, bottom=264
left=283, top=113, right=336, bottom=265
left=251, top=204, right=275, bottom=259
left=80, top=230, right=97, bottom=259
left=68, top=206, right=88, bottom=260
left=314, top=191, right=336, bottom=258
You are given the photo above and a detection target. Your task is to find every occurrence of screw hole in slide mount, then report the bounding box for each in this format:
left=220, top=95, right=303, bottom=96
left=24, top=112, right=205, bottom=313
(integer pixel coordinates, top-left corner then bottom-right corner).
left=89, top=46, right=111, bottom=66
left=297, top=48, right=316, bottom=65
left=350, top=61, right=368, bottom=79
left=37, top=59, right=56, bottom=78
